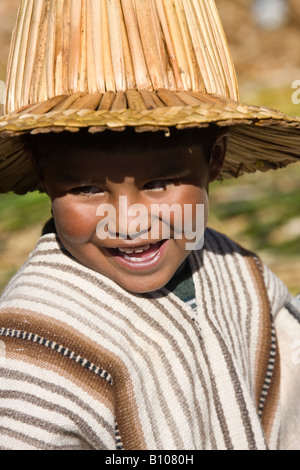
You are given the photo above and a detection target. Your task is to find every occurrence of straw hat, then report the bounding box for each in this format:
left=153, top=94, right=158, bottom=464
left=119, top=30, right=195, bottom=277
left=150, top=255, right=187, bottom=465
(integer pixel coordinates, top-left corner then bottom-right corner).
left=0, top=0, right=299, bottom=194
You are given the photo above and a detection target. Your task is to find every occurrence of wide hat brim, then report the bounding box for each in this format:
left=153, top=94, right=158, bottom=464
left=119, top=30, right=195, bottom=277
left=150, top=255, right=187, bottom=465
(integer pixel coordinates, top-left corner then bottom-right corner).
left=0, top=89, right=300, bottom=194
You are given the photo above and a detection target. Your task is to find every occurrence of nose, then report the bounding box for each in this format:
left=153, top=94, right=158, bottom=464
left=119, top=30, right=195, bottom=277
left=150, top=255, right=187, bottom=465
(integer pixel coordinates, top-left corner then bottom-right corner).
left=96, top=178, right=154, bottom=242
left=115, top=195, right=152, bottom=240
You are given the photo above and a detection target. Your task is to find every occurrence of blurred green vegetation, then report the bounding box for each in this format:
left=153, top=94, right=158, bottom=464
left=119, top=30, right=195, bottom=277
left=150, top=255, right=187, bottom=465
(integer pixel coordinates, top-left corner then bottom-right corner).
left=0, top=191, right=50, bottom=232
left=241, top=84, right=299, bottom=118
left=208, top=83, right=300, bottom=295
left=0, top=191, right=51, bottom=292
left=0, top=85, right=299, bottom=295
left=209, top=163, right=300, bottom=254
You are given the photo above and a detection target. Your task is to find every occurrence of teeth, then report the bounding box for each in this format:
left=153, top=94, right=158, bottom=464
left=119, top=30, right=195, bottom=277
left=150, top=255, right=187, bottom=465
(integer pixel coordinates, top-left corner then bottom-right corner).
left=114, top=242, right=163, bottom=264
left=124, top=255, right=143, bottom=262
left=118, top=245, right=150, bottom=254
left=123, top=249, right=159, bottom=263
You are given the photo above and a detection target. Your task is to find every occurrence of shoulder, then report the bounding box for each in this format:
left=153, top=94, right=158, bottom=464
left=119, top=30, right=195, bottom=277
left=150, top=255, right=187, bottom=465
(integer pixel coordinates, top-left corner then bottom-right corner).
left=202, top=228, right=291, bottom=315
left=203, top=227, right=260, bottom=259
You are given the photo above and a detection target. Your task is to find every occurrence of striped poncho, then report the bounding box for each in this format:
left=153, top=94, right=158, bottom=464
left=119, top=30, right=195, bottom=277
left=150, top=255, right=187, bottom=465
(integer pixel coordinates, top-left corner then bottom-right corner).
left=0, top=228, right=299, bottom=450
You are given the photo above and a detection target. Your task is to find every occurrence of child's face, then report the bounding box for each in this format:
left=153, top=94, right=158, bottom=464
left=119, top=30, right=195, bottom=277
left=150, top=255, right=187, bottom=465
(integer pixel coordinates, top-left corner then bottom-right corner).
left=40, top=131, right=226, bottom=293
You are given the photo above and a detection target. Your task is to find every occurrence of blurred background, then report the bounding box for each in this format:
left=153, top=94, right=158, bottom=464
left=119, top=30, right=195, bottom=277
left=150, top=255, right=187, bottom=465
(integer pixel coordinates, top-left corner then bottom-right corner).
left=0, top=0, right=299, bottom=294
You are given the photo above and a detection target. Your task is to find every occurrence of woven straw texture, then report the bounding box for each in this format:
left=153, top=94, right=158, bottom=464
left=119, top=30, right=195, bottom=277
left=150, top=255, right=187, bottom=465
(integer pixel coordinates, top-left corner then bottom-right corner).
left=0, top=0, right=300, bottom=194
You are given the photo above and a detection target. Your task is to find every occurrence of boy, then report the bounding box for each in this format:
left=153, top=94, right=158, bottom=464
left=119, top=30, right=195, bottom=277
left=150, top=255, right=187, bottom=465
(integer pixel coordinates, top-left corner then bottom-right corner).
left=0, top=0, right=300, bottom=450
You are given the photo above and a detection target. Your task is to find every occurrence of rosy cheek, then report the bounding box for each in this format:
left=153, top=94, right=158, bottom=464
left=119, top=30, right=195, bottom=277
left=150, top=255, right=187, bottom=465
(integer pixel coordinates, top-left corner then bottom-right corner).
left=52, top=198, right=97, bottom=244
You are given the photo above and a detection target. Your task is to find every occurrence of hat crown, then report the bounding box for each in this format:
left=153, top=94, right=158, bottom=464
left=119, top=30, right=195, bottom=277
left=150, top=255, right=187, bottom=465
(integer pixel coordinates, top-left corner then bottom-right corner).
left=5, top=0, right=238, bottom=114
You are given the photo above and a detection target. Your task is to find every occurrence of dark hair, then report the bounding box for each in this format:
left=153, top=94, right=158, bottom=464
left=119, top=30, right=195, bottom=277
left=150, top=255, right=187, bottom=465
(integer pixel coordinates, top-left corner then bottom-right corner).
left=24, top=125, right=219, bottom=172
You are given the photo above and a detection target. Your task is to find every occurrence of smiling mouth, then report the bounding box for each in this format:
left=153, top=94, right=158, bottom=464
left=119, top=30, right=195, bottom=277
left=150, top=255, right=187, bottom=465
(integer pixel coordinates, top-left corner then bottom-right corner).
left=107, top=240, right=167, bottom=269
left=112, top=241, right=163, bottom=261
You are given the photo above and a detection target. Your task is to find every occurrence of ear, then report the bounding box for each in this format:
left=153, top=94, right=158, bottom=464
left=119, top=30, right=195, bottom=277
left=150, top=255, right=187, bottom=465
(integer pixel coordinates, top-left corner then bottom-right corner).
left=208, top=127, right=229, bottom=183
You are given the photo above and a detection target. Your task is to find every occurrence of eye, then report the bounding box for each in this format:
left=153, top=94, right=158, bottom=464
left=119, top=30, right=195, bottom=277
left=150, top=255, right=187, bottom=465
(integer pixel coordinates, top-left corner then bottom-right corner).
left=143, top=180, right=169, bottom=191
left=70, top=185, right=104, bottom=195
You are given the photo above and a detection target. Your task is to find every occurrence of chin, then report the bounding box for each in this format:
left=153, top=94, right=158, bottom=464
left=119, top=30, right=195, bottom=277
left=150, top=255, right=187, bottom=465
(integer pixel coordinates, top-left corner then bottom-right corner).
left=118, top=281, right=165, bottom=295
left=114, top=273, right=173, bottom=295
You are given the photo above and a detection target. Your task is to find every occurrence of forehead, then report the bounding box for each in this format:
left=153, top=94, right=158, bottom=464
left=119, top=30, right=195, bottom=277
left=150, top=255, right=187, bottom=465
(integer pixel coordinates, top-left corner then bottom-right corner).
left=29, top=126, right=215, bottom=157
left=34, top=127, right=208, bottom=164
left=51, top=128, right=197, bottom=157
left=28, top=127, right=215, bottom=181
left=52, top=136, right=201, bottom=183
